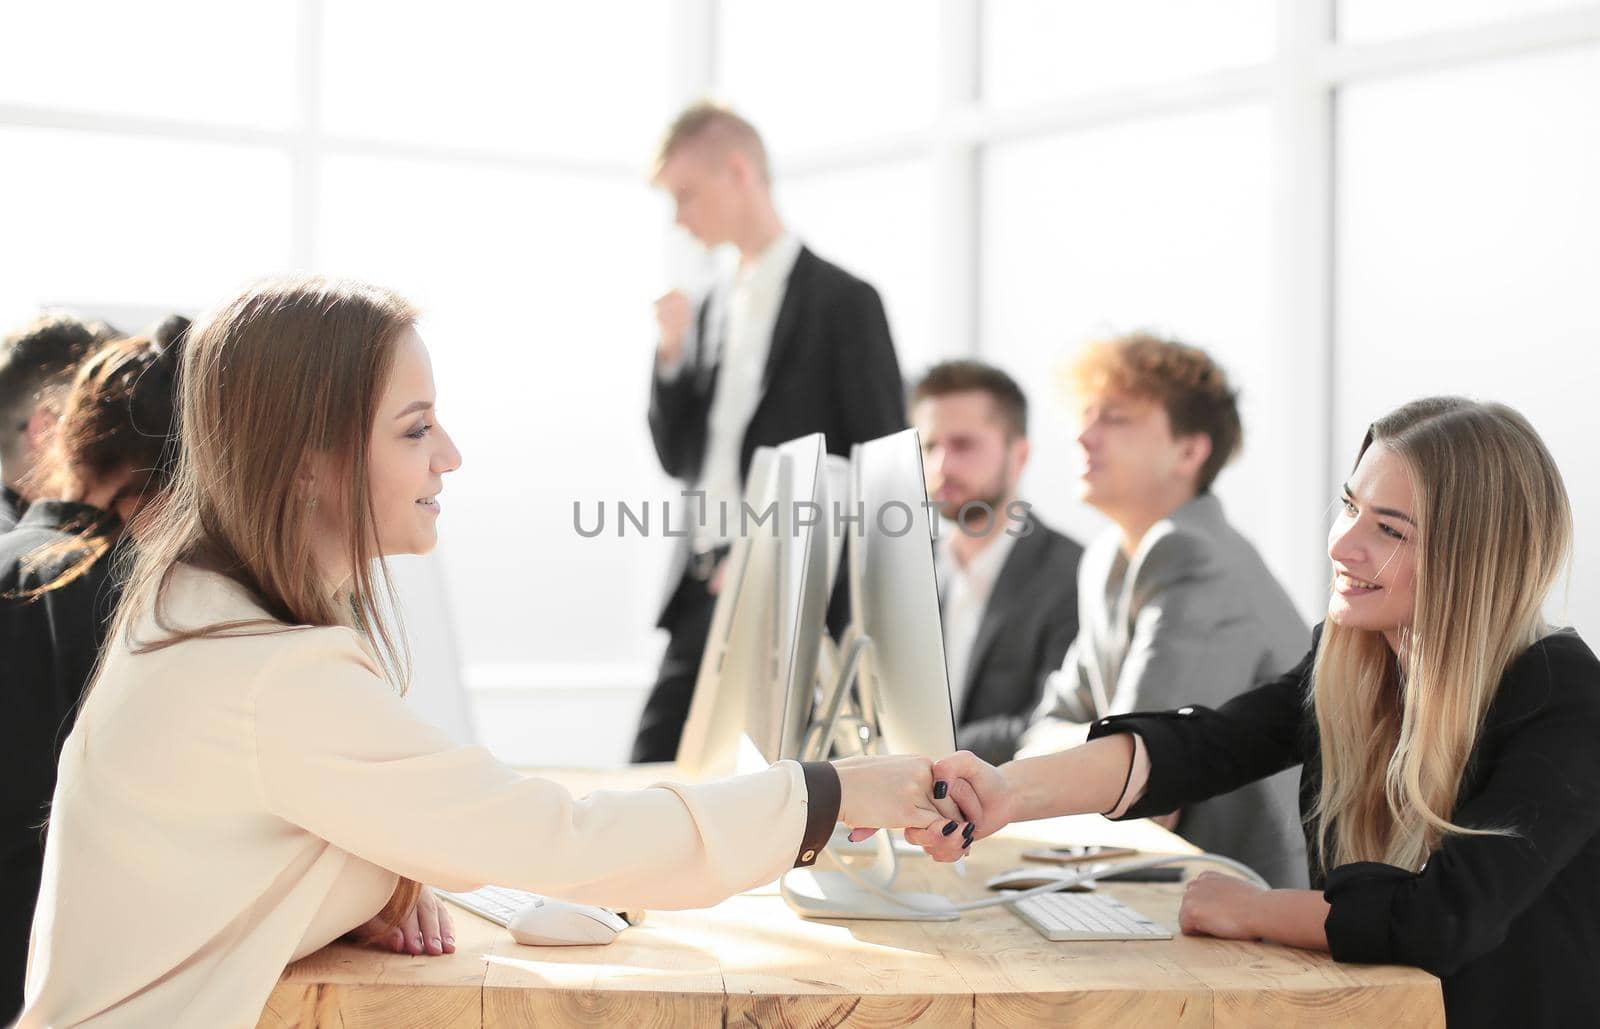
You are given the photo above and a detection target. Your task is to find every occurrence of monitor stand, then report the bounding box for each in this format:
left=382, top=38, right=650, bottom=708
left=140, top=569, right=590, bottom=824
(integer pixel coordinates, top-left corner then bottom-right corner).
left=803, top=634, right=941, bottom=860
left=781, top=827, right=957, bottom=922
left=783, top=632, right=956, bottom=921
left=826, top=823, right=926, bottom=859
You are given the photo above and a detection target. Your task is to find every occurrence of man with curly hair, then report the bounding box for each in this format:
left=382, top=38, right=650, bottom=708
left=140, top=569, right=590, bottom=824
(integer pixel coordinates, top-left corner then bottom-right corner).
left=1021, top=332, right=1311, bottom=888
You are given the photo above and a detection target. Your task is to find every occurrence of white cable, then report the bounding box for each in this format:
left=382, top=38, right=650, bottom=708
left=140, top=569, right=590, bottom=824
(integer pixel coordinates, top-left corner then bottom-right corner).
left=825, top=847, right=1268, bottom=916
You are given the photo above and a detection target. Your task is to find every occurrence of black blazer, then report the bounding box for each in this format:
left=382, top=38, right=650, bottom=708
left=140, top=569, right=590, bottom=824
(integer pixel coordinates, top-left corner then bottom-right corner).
left=1089, top=624, right=1600, bottom=1029
left=647, top=245, right=906, bottom=624
left=954, top=514, right=1082, bottom=765
left=0, top=501, right=121, bottom=840
left=0, top=501, right=123, bottom=1021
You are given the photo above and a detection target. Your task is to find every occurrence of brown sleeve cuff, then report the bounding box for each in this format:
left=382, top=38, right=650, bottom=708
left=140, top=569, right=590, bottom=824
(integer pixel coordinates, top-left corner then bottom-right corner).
left=794, top=761, right=841, bottom=867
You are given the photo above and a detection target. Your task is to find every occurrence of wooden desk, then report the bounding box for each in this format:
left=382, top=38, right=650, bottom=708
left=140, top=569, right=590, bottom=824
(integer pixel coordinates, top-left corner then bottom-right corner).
left=263, top=767, right=1444, bottom=1028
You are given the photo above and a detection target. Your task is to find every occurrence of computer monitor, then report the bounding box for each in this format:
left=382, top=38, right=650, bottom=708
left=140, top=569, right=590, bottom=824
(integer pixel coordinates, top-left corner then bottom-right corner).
left=673, top=434, right=837, bottom=778
left=758, top=433, right=833, bottom=764
left=849, top=428, right=958, bottom=760
left=820, top=454, right=849, bottom=597
left=782, top=427, right=962, bottom=921
left=674, top=448, right=775, bottom=778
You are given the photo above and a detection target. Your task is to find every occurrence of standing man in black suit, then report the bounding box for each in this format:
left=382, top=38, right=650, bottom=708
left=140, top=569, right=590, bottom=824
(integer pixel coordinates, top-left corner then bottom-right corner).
left=912, top=360, right=1083, bottom=766
left=634, top=102, right=907, bottom=763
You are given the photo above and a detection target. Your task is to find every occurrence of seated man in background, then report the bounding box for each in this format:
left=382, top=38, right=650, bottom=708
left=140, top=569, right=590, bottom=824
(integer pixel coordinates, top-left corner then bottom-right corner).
left=912, top=360, right=1082, bottom=766
left=0, top=313, right=116, bottom=532
left=1022, top=333, right=1310, bottom=888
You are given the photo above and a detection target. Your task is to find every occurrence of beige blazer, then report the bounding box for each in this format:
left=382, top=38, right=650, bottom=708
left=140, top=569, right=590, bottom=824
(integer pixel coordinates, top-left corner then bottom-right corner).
left=21, top=566, right=818, bottom=1028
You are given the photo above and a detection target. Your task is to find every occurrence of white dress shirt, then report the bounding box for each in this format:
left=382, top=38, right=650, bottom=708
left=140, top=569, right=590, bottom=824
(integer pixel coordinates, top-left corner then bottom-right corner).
left=694, top=232, right=804, bottom=548
left=935, top=525, right=1017, bottom=716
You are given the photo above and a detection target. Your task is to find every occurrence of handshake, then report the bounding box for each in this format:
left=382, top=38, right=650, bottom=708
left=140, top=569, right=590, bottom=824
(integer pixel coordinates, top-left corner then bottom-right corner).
left=832, top=751, right=1014, bottom=862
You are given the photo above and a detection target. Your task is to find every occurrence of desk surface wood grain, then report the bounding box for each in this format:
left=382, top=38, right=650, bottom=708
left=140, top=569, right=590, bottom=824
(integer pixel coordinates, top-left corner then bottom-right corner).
left=263, top=765, right=1444, bottom=1028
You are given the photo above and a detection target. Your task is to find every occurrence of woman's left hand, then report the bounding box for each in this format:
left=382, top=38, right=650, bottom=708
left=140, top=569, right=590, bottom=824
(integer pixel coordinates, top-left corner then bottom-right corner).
left=1176, top=871, right=1265, bottom=941
left=348, top=888, right=457, bottom=956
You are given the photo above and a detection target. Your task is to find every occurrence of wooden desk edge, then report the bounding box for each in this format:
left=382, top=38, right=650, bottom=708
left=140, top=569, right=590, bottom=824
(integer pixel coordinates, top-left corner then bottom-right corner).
left=264, top=766, right=1445, bottom=1028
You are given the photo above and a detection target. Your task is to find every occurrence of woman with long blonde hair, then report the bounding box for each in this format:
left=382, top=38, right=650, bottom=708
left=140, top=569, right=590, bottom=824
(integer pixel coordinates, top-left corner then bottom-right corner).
left=18, top=277, right=962, bottom=1028
left=920, top=397, right=1599, bottom=1028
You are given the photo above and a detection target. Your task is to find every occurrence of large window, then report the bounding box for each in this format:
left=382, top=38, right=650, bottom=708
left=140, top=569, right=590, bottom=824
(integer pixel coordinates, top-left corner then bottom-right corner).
left=0, top=1, right=678, bottom=763
left=983, top=0, right=1275, bottom=107
left=0, top=129, right=291, bottom=319
left=1338, top=0, right=1595, bottom=42
left=0, top=1, right=296, bottom=127
left=4, top=0, right=1597, bottom=762
left=320, top=0, right=674, bottom=161
left=318, top=156, right=667, bottom=668
left=982, top=104, right=1274, bottom=547
left=1336, top=43, right=1600, bottom=631
left=717, top=1, right=939, bottom=152
left=781, top=160, right=940, bottom=373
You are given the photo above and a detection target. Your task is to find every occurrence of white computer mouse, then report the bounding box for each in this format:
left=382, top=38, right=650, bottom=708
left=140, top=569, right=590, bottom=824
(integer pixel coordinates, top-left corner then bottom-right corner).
left=506, top=897, right=630, bottom=947
left=984, top=864, right=1109, bottom=892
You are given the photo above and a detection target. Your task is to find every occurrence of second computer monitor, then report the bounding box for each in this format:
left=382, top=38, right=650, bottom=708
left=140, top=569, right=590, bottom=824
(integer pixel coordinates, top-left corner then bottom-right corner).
left=675, top=433, right=836, bottom=776
left=849, top=428, right=958, bottom=759
left=761, top=432, right=833, bottom=764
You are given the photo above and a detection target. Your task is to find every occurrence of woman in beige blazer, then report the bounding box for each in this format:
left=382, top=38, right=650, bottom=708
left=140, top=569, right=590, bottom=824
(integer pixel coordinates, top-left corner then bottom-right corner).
left=19, top=277, right=959, bottom=1028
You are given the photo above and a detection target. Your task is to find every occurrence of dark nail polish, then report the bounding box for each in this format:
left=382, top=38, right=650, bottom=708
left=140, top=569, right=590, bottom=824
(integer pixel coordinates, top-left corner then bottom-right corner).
left=941, top=820, right=959, bottom=836
left=933, top=780, right=948, bottom=800
left=962, top=822, right=975, bottom=838
left=962, top=837, right=973, bottom=850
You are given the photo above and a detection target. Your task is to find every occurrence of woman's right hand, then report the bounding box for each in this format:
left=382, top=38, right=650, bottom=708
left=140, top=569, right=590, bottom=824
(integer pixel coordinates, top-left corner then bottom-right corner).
left=906, top=751, right=1016, bottom=862
left=348, top=888, right=456, bottom=956
left=832, top=754, right=966, bottom=842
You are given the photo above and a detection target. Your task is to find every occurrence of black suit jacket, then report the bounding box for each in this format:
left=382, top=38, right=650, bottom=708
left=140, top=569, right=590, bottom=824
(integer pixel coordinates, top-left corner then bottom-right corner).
left=0, top=501, right=123, bottom=1021
left=1090, top=624, right=1600, bottom=1029
left=647, top=245, right=906, bottom=626
left=954, top=514, right=1082, bottom=765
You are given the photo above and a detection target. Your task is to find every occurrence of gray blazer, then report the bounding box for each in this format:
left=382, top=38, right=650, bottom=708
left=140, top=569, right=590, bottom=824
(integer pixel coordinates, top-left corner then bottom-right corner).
left=1036, top=493, right=1312, bottom=888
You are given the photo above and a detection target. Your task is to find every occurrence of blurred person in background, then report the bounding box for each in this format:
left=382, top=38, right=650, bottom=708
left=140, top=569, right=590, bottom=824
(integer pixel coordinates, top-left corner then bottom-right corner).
left=0, top=329, right=183, bottom=1024
left=0, top=313, right=118, bottom=532
left=637, top=102, right=907, bottom=763
left=149, top=312, right=192, bottom=350
left=911, top=359, right=1082, bottom=765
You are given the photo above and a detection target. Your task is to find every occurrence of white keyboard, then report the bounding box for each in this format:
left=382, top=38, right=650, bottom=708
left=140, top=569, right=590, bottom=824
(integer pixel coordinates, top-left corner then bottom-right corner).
left=1008, top=891, right=1174, bottom=941
left=439, top=884, right=542, bottom=926
left=438, top=885, right=640, bottom=928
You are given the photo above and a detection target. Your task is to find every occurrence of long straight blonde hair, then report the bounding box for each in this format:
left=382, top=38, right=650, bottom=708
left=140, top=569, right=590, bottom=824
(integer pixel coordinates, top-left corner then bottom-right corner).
left=1310, top=397, right=1572, bottom=872
left=105, top=275, right=424, bottom=926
